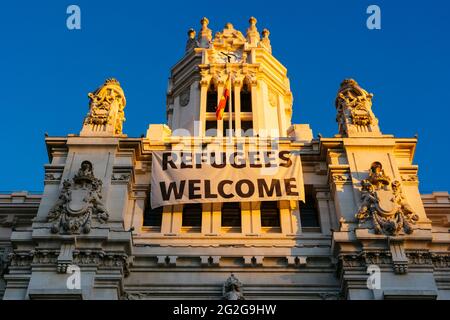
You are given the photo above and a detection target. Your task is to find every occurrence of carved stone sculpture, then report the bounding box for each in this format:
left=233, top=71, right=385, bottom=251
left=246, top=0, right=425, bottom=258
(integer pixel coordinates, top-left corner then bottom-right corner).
left=185, top=28, right=199, bottom=52
left=259, top=28, right=272, bottom=53
left=222, top=273, right=245, bottom=300
left=335, top=79, right=380, bottom=136
left=355, top=162, right=419, bottom=235
left=48, top=161, right=109, bottom=234
left=81, top=78, right=126, bottom=135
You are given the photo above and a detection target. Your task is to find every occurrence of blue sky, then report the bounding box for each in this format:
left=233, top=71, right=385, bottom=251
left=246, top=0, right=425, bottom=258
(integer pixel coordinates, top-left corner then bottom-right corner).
left=0, top=0, right=449, bottom=193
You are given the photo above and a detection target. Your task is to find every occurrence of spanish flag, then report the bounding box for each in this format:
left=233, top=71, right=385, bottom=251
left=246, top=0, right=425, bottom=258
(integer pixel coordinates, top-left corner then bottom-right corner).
left=215, top=80, right=230, bottom=120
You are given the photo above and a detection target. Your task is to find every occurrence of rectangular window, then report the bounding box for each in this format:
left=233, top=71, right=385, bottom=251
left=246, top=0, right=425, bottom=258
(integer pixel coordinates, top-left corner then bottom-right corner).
left=205, top=120, right=218, bottom=136
left=206, top=90, right=217, bottom=112
left=241, top=120, right=254, bottom=135
left=143, top=203, right=163, bottom=228
left=182, top=203, right=202, bottom=227
left=240, top=86, right=252, bottom=112
left=221, top=202, right=241, bottom=227
left=300, top=187, right=320, bottom=232
left=223, top=120, right=236, bottom=137
left=260, top=201, right=281, bottom=227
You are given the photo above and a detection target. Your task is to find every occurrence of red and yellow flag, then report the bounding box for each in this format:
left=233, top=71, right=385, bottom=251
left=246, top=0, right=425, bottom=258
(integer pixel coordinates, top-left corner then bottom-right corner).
left=215, top=81, right=230, bottom=120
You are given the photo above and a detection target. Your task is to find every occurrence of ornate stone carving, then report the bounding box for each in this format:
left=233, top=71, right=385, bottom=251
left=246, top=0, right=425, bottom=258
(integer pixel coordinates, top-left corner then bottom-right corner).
left=259, top=28, right=272, bottom=53
left=198, top=17, right=212, bottom=48
left=268, top=88, right=277, bottom=107
left=179, top=87, right=190, bottom=107
left=355, top=162, right=419, bottom=235
left=222, top=273, right=245, bottom=300
left=185, top=28, right=199, bottom=52
left=47, top=161, right=109, bottom=234
left=246, top=17, right=260, bottom=46
left=83, top=78, right=126, bottom=135
left=335, top=79, right=380, bottom=136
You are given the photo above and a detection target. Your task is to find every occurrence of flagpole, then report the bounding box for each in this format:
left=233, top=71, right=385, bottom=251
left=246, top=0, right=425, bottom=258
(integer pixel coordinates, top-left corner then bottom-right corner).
left=228, top=70, right=233, bottom=141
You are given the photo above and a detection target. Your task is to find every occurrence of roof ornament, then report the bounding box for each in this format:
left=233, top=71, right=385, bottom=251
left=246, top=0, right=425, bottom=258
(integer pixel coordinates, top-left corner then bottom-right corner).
left=259, top=28, right=272, bottom=53
left=185, top=28, right=199, bottom=53
left=246, top=16, right=260, bottom=46
left=198, top=17, right=212, bottom=48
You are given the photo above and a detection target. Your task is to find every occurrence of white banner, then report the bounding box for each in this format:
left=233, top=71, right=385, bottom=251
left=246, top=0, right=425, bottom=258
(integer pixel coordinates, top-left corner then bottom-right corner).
left=150, top=150, right=305, bottom=208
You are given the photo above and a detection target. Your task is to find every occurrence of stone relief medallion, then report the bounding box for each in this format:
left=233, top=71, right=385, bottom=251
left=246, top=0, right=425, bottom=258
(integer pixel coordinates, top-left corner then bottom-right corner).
left=355, top=162, right=419, bottom=235
left=47, top=161, right=109, bottom=234
left=179, top=88, right=190, bottom=107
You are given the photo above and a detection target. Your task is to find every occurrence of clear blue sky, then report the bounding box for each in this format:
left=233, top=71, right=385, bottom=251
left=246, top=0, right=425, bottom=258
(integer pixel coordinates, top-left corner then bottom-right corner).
left=0, top=0, right=449, bottom=193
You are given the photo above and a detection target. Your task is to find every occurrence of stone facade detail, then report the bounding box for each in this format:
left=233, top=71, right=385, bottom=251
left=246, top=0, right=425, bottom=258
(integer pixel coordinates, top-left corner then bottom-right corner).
left=0, top=17, right=449, bottom=301
left=47, top=161, right=109, bottom=234
left=81, top=78, right=126, bottom=136
left=355, top=162, right=419, bottom=235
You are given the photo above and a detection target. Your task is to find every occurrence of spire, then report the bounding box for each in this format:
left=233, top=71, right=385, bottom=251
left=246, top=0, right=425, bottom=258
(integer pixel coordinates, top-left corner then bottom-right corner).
left=80, top=78, right=126, bottom=136
left=335, top=79, right=380, bottom=137
left=198, top=17, right=212, bottom=48
left=246, top=16, right=260, bottom=46
left=259, top=28, right=272, bottom=53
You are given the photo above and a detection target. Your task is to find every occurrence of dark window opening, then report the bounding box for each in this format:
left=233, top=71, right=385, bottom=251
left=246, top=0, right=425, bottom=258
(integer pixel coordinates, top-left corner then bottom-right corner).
left=300, top=187, right=320, bottom=230
left=241, top=120, right=253, bottom=135
left=182, top=203, right=202, bottom=227
left=205, top=120, right=218, bottom=136
left=206, top=86, right=217, bottom=112
left=240, top=84, right=252, bottom=112
left=221, top=202, right=241, bottom=227
left=143, top=202, right=163, bottom=227
left=261, top=201, right=280, bottom=227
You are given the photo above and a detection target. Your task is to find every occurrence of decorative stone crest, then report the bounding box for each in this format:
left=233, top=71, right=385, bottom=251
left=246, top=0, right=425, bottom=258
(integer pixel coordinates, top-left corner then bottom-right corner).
left=335, top=79, right=380, bottom=136
left=355, top=162, right=419, bottom=235
left=81, top=78, right=126, bottom=136
left=179, top=87, right=190, bottom=107
left=222, top=273, right=245, bottom=300
left=47, top=161, right=109, bottom=234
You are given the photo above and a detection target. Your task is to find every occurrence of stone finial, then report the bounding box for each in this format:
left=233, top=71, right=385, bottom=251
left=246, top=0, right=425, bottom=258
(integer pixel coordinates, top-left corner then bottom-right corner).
left=335, top=78, right=380, bottom=137
left=198, top=17, right=212, bottom=48
left=185, top=28, right=199, bottom=52
left=259, top=28, right=272, bottom=53
left=246, top=16, right=260, bottom=46
left=80, top=78, right=126, bottom=136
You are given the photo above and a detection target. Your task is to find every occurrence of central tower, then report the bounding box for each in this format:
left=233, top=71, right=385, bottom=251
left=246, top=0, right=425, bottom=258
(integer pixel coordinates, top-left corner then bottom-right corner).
left=166, top=17, right=294, bottom=138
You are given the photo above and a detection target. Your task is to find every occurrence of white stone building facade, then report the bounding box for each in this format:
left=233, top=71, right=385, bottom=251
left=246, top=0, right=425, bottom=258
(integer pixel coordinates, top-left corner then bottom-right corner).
left=0, top=17, right=449, bottom=300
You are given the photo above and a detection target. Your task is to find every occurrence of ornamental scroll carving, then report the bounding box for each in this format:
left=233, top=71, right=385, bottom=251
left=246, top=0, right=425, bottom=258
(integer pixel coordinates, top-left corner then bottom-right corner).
left=84, top=78, right=126, bottom=134
left=222, top=273, right=245, bottom=300
left=47, top=161, right=109, bottom=234
left=355, top=162, right=419, bottom=235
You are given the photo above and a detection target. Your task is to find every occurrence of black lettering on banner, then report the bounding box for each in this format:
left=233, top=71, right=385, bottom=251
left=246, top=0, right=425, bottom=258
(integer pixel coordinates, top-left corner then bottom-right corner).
left=160, top=180, right=186, bottom=200
left=284, top=178, right=299, bottom=196
left=162, top=152, right=177, bottom=170
left=279, top=150, right=293, bottom=168
left=211, top=152, right=226, bottom=168
left=264, top=151, right=277, bottom=167
left=204, top=180, right=218, bottom=198
left=235, top=179, right=255, bottom=198
left=180, top=152, right=193, bottom=169
left=249, top=151, right=262, bottom=168
left=195, top=152, right=208, bottom=169
left=218, top=180, right=234, bottom=198
left=188, top=179, right=201, bottom=199
left=257, top=179, right=282, bottom=197
left=230, top=152, right=246, bottom=169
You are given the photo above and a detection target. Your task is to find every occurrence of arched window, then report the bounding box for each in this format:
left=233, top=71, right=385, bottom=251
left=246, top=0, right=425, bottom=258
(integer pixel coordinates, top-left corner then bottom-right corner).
left=240, top=83, right=252, bottom=112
